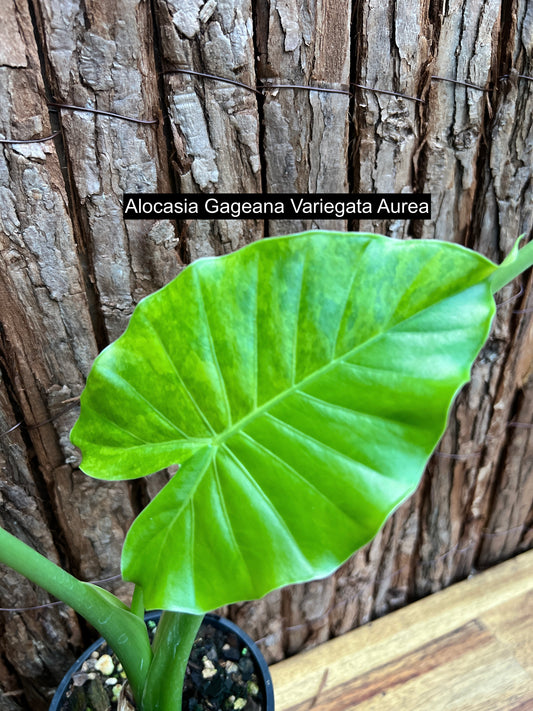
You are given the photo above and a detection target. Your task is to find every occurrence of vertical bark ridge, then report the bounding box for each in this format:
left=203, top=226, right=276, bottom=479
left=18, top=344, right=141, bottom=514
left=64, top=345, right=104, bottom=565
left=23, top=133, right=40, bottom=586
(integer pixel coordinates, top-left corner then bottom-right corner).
left=477, top=275, right=533, bottom=564
left=259, top=0, right=352, bottom=237
left=352, top=0, right=429, bottom=238
left=0, top=3, right=137, bottom=705
left=346, top=1, right=360, bottom=231
left=251, top=0, right=270, bottom=238
left=147, top=0, right=189, bottom=270
left=27, top=0, right=110, bottom=349
left=152, top=0, right=263, bottom=261
left=31, top=0, right=181, bottom=340
left=417, top=0, right=502, bottom=244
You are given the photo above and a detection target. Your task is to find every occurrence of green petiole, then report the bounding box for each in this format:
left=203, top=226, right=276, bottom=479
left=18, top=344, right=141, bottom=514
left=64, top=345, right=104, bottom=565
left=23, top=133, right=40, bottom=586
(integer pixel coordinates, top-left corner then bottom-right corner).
left=0, top=526, right=152, bottom=704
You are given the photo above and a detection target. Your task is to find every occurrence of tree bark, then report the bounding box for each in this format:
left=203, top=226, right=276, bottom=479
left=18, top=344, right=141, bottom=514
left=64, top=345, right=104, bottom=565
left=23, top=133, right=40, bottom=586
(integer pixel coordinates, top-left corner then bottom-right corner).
left=0, top=0, right=531, bottom=707
left=154, top=0, right=264, bottom=260
left=258, top=0, right=352, bottom=235
left=32, top=0, right=182, bottom=340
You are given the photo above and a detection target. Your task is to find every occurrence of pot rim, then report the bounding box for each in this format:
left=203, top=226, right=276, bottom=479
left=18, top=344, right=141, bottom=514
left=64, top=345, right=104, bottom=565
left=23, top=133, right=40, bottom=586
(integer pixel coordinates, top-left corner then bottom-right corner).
left=49, top=612, right=274, bottom=710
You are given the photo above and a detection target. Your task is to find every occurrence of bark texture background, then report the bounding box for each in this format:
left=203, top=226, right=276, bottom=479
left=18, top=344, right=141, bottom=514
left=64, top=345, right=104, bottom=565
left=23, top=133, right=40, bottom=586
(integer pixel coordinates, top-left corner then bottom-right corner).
left=0, top=0, right=531, bottom=707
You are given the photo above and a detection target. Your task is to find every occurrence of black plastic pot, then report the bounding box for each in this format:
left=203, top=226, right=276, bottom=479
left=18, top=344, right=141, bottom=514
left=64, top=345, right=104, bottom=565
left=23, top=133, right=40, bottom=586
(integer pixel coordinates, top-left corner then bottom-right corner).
left=50, top=612, right=274, bottom=710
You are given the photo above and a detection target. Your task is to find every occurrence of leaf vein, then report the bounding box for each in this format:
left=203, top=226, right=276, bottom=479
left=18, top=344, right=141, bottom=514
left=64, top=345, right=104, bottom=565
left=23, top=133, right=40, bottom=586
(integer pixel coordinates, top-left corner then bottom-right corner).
left=212, top=457, right=254, bottom=589
left=135, top=312, right=216, bottom=436
left=264, top=412, right=391, bottom=482
left=98, top=367, right=188, bottom=437
left=296, top=389, right=417, bottom=430
left=238, top=430, right=361, bottom=525
left=331, top=240, right=371, bottom=357
left=193, top=267, right=233, bottom=427
left=221, top=444, right=314, bottom=574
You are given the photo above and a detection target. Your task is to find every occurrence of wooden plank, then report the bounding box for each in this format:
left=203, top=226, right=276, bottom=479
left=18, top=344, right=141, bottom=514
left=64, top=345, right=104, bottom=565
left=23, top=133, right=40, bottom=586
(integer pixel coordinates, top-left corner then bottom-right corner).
left=482, top=589, right=533, bottom=676
left=288, top=624, right=532, bottom=711
left=270, top=549, right=533, bottom=710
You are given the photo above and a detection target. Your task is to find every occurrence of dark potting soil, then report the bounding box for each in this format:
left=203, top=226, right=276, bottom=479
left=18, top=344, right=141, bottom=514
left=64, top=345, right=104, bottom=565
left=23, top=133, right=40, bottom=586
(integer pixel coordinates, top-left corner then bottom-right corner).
left=60, top=618, right=264, bottom=711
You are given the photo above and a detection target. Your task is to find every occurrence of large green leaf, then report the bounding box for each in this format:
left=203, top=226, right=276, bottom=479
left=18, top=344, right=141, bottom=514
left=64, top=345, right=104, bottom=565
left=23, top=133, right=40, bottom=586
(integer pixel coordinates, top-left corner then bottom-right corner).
left=72, top=231, right=518, bottom=613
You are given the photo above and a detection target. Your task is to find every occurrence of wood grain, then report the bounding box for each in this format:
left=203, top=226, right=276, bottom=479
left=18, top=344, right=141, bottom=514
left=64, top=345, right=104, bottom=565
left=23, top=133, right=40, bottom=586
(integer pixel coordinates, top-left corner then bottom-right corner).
left=271, top=550, right=533, bottom=710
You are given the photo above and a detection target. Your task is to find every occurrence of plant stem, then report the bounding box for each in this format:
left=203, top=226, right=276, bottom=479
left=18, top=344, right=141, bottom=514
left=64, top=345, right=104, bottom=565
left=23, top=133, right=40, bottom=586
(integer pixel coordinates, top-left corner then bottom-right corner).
left=131, top=584, right=145, bottom=618
left=0, top=526, right=152, bottom=703
left=141, top=611, right=203, bottom=711
left=490, top=236, right=533, bottom=293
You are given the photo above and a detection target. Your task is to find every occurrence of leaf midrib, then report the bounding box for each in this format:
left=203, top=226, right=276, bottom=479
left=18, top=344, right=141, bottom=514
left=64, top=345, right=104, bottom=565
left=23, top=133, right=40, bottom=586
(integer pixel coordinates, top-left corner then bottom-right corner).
left=212, top=277, right=492, bottom=449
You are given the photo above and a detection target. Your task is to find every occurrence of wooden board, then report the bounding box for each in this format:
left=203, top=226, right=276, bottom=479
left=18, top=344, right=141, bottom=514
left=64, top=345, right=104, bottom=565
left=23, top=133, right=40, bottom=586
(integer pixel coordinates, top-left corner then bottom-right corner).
left=270, top=549, right=533, bottom=710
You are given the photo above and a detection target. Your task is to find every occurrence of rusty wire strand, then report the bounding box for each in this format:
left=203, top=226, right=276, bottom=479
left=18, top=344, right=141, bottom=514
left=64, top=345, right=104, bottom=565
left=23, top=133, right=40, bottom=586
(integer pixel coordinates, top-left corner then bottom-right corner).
left=0, top=131, right=60, bottom=144
left=434, top=450, right=482, bottom=461
left=350, top=82, right=425, bottom=103
left=0, top=574, right=122, bottom=613
left=163, top=68, right=263, bottom=95
left=2, top=70, right=531, bottom=143
left=430, top=75, right=492, bottom=92
left=0, top=400, right=79, bottom=438
left=48, top=102, right=158, bottom=125
left=496, top=284, right=524, bottom=308
left=499, top=74, right=533, bottom=83
left=262, top=82, right=351, bottom=97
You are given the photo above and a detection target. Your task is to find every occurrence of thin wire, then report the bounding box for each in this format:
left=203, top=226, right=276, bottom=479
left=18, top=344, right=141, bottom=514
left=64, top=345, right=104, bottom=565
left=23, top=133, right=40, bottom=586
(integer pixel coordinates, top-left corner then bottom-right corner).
left=163, top=68, right=263, bottom=95
left=482, top=523, right=526, bottom=538
left=0, top=600, right=64, bottom=613
left=2, top=70, right=531, bottom=143
left=262, top=82, right=351, bottom=97
left=499, top=74, right=533, bottom=83
left=351, top=82, right=424, bottom=103
left=0, top=131, right=60, bottom=144
left=0, top=400, right=79, bottom=439
left=496, top=284, right=524, bottom=308
left=48, top=102, right=158, bottom=125
left=430, top=75, right=491, bottom=92
left=435, top=450, right=482, bottom=461
left=0, top=575, right=122, bottom=612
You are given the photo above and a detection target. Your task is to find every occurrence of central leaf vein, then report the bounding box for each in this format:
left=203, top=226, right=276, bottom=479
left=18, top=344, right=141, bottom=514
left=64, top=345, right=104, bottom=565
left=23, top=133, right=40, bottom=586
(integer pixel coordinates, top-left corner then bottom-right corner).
left=211, top=282, right=490, bottom=450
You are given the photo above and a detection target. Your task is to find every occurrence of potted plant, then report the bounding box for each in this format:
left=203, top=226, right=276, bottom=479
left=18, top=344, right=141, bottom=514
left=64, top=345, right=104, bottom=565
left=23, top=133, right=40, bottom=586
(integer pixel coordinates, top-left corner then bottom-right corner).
left=0, top=231, right=531, bottom=711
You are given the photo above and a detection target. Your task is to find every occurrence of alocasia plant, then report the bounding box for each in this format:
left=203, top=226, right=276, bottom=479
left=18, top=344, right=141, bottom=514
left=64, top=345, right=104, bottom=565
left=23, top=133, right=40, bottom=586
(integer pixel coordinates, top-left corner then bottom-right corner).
left=0, top=231, right=532, bottom=711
